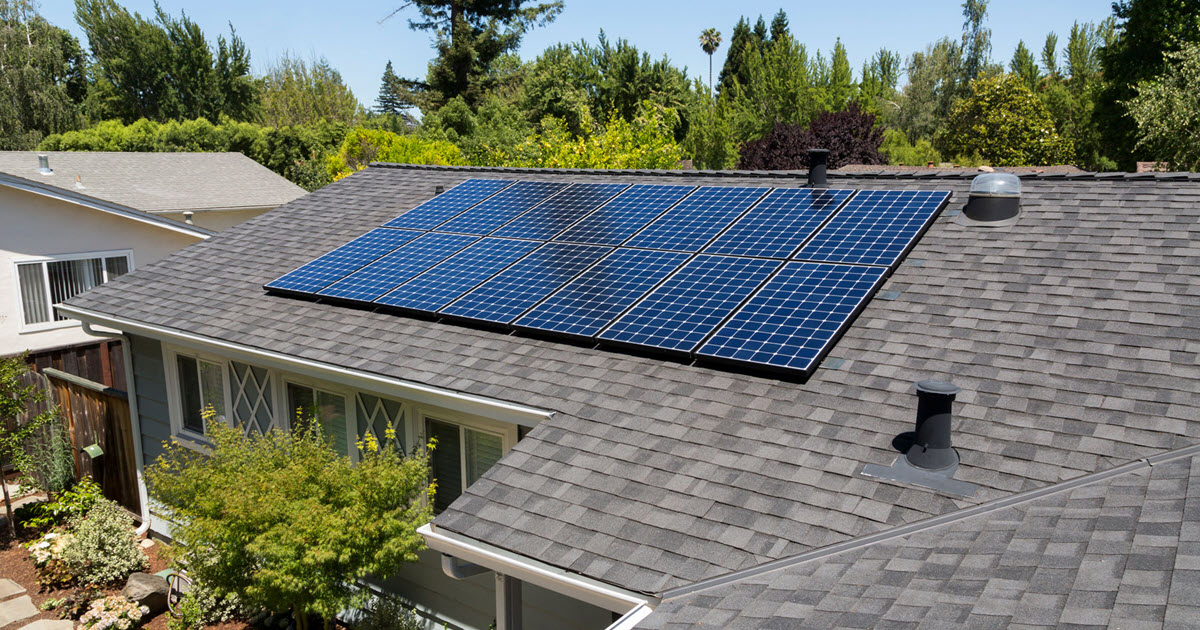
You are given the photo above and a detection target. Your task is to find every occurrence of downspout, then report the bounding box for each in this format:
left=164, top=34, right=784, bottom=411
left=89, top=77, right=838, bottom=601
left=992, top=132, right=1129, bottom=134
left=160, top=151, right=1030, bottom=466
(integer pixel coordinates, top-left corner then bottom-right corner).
left=81, top=322, right=151, bottom=536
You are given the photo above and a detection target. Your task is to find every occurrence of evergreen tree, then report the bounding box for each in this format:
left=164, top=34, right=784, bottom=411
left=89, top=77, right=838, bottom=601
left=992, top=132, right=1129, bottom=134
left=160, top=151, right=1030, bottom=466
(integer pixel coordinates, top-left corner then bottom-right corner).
left=769, top=9, right=789, bottom=45
left=753, top=15, right=768, bottom=46
left=859, top=48, right=901, bottom=116
left=1010, top=40, right=1042, bottom=91
left=0, top=0, right=85, bottom=149
left=825, top=39, right=855, bottom=111
left=377, top=60, right=404, bottom=114
left=1040, top=32, right=1059, bottom=78
left=717, top=17, right=752, bottom=94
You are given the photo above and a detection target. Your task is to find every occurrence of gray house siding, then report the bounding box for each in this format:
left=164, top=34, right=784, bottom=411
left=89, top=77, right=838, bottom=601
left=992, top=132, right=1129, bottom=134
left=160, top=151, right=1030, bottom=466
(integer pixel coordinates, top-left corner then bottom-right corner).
left=129, top=333, right=170, bottom=468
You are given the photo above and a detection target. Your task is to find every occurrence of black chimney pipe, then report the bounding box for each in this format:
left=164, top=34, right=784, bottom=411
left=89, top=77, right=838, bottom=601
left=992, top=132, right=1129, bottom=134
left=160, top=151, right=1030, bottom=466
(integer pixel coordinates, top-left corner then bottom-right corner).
left=435, top=185, right=445, bottom=195
left=905, top=380, right=961, bottom=471
left=807, top=149, right=829, bottom=188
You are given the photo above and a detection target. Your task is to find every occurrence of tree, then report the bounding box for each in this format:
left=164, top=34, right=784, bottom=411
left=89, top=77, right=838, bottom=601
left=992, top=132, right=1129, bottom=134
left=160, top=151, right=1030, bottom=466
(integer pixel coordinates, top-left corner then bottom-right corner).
left=1125, top=42, right=1200, bottom=170
left=386, top=0, right=563, bottom=108
left=1010, top=40, right=1041, bottom=91
left=727, top=34, right=818, bottom=141
left=258, top=53, right=363, bottom=127
left=699, top=28, right=721, bottom=94
left=738, top=103, right=886, bottom=170
left=858, top=48, right=901, bottom=117
left=769, top=9, right=789, bottom=45
left=683, top=84, right=739, bottom=169
left=1, top=355, right=57, bottom=537
left=895, top=37, right=963, bottom=144
left=961, top=0, right=992, bottom=81
left=1041, top=32, right=1060, bottom=78
left=146, top=419, right=432, bottom=628
left=376, top=60, right=414, bottom=115
left=717, top=17, right=752, bottom=94
left=943, top=73, right=1074, bottom=166
left=326, top=127, right=464, bottom=179
left=1097, top=0, right=1200, bottom=169
left=498, top=101, right=683, bottom=169
left=824, top=39, right=856, bottom=111
left=0, top=0, right=85, bottom=149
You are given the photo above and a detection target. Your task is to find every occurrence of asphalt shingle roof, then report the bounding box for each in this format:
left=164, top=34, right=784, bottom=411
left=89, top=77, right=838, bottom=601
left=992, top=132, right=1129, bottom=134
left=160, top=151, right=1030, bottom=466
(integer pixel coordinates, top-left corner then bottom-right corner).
left=0, top=151, right=304, bottom=212
left=63, top=164, right=1200, bottom=598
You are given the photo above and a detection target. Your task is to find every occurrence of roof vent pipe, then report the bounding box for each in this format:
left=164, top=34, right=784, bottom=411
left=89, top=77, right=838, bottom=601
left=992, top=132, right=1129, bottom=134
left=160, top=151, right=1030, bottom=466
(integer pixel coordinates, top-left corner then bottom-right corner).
left=905, top=380, right=961, bottom=471
left=38, top=154, right=53, bottom=175
left=435, top=185, right=445, bottom=195
left=964, top=172, right=1020, bottom=223
left=807, top=149, right=829, bottom=188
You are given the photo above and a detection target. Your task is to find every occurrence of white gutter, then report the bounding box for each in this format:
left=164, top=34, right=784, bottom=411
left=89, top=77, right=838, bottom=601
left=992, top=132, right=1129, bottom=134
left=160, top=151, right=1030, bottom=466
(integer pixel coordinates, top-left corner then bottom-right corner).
left=0, top=172, right=215, bottom=239
left=79, top=322, right=151, bottom=536
left=604, top=604, right=654, bottom=630
left=419, top=523, right=655, bottom=614
left=57, top=304, right=554, bottom=427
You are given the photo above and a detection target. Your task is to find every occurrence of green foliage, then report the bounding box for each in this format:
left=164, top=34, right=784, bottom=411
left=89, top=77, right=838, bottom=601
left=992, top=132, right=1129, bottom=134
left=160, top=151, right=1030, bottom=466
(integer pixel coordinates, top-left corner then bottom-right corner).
left=1126, top=42, right=1200, bottom=170
left=1010, top=40, right=1042, bottom=91
left=17, top=477, right=104, bottom=531
left=326, top=128, right=464, bottom=179
left=25, top=531, right=77, bottom=588
left=1041, top=32, right=1060, bottom=78
left=858, top=49, right=901, bottom=118
left=717, top=17, right=755, bottom=95
left=62, top=498, right=148, bottom=586
left=894, top=37, right=964, bottom=145
left=145, top=421, right=432, bottom=624
left=880, top=129, right=943, bottom=166
left=16, top=411, right=76, bottom=497
left=683, top=86, right=739, bottom=170
left=944, top=73, right=1074, bottom=166
left=1, top=354, right=58, bottom=536
left=498, top=102, right=683, bottom=169
left=699, top=28, right=721, bottom=92
left=421, top=95, right=530, bottom=165
left=168, top=593, right=204, bottom=630
left=376, top=60, right=419, bottom=116
left=961, top=0, right=993, bottom=81
left=0, top=0, right=85, bottom=149
left=356, top=595, right=424, bottom=630
left=258, top=53, right=364, bottom=127
left=57, top=586, right=104, bottom=620
left=78, top=594, right=148, bottom=630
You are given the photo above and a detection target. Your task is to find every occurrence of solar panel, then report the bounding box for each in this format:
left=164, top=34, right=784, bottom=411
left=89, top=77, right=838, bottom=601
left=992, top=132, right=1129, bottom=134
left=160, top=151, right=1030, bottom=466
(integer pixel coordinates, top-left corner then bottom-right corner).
left=555, top=184, right=697, bottom=246
left=491, top=183, right=630, bottom=240
left=793, top=190, right=950, bottom=267
left=434, top=181, right=570, bottom=235
left=440, top=242, right=613, bottom=324
left=318, top=232, right=478, bottom=302
left=704, top=187, right=854, bottom=258
left=383, top=179, right=514, bottom=230
left=597, top=255, right=781, bottom=353
left=514, top=248, right=691, bottom=338
left=264, top=228, right=421, bottom=293
left=697, top=262, right=887, bottom=373
left=625, top=186, right=770, bottom=252
left=375, top=238, right=542, bottom=313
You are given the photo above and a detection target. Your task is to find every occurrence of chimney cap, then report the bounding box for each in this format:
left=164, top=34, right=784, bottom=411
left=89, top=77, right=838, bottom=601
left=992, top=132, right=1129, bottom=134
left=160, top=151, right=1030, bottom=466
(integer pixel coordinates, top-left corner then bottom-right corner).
left=915, top=380, right=960, bottom=396
left=807, top=148, right=830, bottom=155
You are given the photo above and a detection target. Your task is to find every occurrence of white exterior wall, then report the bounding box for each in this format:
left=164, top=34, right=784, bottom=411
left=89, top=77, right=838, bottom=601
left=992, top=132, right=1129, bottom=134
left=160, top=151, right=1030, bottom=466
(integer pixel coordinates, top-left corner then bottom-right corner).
left=0, top=186, right=199, bottom=356
left=153, top=207, right=273, bottom=232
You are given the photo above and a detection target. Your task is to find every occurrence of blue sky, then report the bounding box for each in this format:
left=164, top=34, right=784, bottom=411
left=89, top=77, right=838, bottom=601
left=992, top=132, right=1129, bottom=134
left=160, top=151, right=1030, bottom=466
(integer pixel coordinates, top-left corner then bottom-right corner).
left=42, top=0, right=1114, bottom=107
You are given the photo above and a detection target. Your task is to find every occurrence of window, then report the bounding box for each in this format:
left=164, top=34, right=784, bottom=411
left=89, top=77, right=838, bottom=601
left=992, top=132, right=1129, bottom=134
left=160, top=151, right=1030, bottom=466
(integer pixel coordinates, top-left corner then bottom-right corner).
left=15, top=252, right=132, bottom=327
left=287, top=382, right=348, bottom=455
left=357, top=393, right=406, bottom=453
left=426, top=418, right=505, bottom=513
left=174, top=355, right=227, bottom=437
left=230, top=361, right=278, bottom=435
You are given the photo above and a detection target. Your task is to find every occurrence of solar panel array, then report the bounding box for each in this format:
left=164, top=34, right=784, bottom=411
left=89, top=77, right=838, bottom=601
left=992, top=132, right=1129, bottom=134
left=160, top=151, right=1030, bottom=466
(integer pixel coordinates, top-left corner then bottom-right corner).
left=266, top=178, right=950, bottom=376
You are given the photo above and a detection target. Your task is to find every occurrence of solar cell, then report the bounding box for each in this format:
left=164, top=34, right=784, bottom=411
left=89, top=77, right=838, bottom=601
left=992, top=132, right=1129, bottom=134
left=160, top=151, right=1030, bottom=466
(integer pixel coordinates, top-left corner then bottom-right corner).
left=697, top=262, right=887, bottom=373
left=318, top=232, right=478, bottom=302
left=704, top=187, right=854, bottom=258
left=434, top=181, right=570, bottom=235
left=384, top=179, right=514, bottom=230
left=793, top=190, right=950, bottom=267
left=555, top=184, right=697, bottom=245
left=514, top=248, right=691, bottom=338
left=598, top=255, right=781, bottom=353
left=491, top=183, right=630, bottom=240
left=440, top=242, right=612, bottom=324
left=264, top=228, right=421, bottom=293
left=625, top=186, right=770, bottom=252
left=374, top=238, right=541, bottom=313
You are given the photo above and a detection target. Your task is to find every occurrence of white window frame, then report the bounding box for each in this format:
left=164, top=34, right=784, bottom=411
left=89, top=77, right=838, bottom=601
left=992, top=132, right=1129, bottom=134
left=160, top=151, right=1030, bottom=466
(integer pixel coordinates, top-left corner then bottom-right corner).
left=283, top=375, right=357, bottom=458
left=162, top=345, right=233, bottom=449
left=12, top=249, right=134, bottom=333
left=416, top=405, right=518, bottom=510
left=354, top=392, right=413, bottom=462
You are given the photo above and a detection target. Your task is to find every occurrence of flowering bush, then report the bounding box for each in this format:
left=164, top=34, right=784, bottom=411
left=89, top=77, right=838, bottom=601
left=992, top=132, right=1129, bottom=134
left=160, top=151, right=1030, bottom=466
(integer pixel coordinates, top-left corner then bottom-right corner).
left=62, top=499, right=148, bottom=586
left=78, top=595, right=148, bottom=630
left=25, top=531, right=77, bottom=587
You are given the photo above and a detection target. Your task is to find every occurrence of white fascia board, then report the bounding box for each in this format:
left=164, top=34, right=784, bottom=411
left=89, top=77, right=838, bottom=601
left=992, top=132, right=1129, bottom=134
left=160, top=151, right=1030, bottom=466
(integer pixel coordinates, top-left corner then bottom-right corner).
left=0, top=172, right=215, bottom=239
left=57, top=304, right=554, bottom=427
left=419, top=523, right=656, bottom=613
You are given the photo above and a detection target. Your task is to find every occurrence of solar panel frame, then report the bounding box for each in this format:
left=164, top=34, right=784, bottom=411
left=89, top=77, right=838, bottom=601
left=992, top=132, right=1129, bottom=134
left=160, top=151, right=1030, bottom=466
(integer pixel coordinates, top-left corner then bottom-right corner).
left=433, top=180, right=570, bottom=235
left=490, top=182, right=630, bottom=240
left=317, top=232, right=479, bottom=302
left=513, top=248, right=692, bottom=340
left=792, top=189, right=951, bottom=267
left=374, top=237, right=543, bottom=315
left=596, top=254, right=782, bottom=355
left=695, top=261, right=888, bottom=375
left=263, top=227, right=422, bottom=294
left=703, top=187, right=855, bottom=259
left=555, top=184, right=698, bottom=246
left=383, top=178, right=515, bottom=230
left=624, top=186, right=771, bottom=252
left=439, top=242, right=613, bottom=325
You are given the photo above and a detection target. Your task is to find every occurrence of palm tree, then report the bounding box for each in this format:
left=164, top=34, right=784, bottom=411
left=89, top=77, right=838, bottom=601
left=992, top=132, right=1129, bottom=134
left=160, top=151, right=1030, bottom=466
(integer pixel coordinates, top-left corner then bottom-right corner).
left=699, top=28, right=722, bottom=95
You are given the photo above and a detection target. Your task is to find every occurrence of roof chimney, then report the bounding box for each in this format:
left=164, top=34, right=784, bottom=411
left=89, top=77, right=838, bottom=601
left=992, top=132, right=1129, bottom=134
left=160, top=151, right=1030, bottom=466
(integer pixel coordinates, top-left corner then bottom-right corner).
left=963, top=172, right=1020, bottom=224
left=905, top=380, right=961, bottom=471
left=38, top=155, right=53, bottom=175
left=807, top=149, right=829, bottom=188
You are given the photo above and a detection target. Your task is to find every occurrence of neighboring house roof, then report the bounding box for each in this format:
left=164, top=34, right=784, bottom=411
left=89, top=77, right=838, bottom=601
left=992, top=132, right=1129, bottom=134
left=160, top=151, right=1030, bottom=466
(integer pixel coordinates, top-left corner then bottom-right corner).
left=61, top=164, right=1200, bottom=610
left=0, top=151, right=305, bottom=213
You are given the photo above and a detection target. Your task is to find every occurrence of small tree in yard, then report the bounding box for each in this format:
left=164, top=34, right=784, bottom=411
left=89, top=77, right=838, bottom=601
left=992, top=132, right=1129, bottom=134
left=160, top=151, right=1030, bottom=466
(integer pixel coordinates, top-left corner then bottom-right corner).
left=1, top=354, right=57, bottom=537
left=146, top=414, right=432, bottom=630
left=943, top=73, right=1074, bottom=166
left=1126, top=42, right=1200, bottom=172
left=738, top=103, right=886, bottom=170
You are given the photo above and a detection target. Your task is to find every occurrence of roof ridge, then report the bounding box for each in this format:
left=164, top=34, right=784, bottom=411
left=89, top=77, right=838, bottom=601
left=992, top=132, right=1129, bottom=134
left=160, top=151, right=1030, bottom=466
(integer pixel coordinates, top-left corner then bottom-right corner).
left=658, top=440, right=1200, bottom=601
left=367, top=161, right=1200, bottom=182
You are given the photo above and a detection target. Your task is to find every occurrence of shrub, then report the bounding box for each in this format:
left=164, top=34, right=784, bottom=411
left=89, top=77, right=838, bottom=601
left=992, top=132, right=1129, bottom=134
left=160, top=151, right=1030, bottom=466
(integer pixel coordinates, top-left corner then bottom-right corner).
left=496, top=102, right=684, bottom=169
left=25, top=531, right=77, bottom=588
left=942, top=73, right=1074, bottom=166
left=62, top=499, right=148, bottom=586
left=16, top=410, right=76, bottom=497
left=738, top=103, right=886, bottom=170
left=17, top=478, right=103, bottom=531
left=356, top=595, right=424, bottom=630
left=56, top=585, right=104, bottom=620
left=167, top=593, right=203, bottom=630
left=325, top=128, right=464, bottom=180
left=78, top=595, right=149, bottom=630
left=880, top=129, right=943, bottom=166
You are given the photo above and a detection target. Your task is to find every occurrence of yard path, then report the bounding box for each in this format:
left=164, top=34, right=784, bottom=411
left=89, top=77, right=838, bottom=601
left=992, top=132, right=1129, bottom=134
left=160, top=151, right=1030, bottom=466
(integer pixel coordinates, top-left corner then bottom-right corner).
left=0, top=580, right=69, bottom=630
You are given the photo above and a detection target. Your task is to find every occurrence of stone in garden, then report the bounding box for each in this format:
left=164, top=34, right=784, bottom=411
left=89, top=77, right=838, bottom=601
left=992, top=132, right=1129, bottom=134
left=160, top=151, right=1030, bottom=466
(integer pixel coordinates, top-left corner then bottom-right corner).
left=0, top=595, right=37, bottom=627
left=0, top=579, right=24, bottom=600
left=18, top=621, right=74, bottom=630
left=122, top=572, right=169, bottom=615
left=139, top=538, right=155, bottom=549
